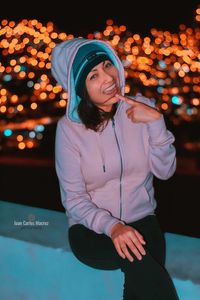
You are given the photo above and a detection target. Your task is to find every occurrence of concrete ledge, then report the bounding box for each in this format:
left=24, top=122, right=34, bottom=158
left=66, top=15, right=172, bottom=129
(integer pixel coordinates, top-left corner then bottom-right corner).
left=0, top=200, right=69, bottom=250
left=0, top=235, right=123, bottom=300
left=1, top=200, right=200, bottom=300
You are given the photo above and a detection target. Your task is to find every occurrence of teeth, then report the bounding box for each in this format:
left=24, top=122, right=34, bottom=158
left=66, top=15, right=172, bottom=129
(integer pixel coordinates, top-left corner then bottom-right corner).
left=104, top=84, right=116, bottom=93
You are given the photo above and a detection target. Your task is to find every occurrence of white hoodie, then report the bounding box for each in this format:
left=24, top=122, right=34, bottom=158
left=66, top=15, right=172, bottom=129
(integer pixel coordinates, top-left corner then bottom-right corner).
left=51, top=38, right=176, bottom=237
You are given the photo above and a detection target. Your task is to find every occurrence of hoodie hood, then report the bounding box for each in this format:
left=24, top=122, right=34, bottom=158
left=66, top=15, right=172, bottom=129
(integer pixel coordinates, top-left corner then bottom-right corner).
left=51, top=38, right=125, bottom=123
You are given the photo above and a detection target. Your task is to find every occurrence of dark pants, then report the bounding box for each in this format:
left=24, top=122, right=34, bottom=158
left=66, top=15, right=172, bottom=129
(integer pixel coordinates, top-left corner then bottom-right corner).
left=68, top=215, right=179, bottom=300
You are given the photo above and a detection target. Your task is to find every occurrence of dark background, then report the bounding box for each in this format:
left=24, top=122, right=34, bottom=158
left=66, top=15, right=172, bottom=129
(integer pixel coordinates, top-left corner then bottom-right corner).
left=1, top=1, right=199, bottom=36
left=1, top=0, right=200, bottom=238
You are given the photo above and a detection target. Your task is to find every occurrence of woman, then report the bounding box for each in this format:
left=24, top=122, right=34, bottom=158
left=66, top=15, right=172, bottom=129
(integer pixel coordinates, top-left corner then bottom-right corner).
left=51, top=37, right=179, bottom=299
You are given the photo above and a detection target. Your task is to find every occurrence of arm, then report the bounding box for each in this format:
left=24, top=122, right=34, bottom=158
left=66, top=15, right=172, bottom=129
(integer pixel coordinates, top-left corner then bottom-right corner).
left=147, top=115, right=176, bottom=180
left=116, top=93, right=176, bottom=180
left=55, top=120, right=122, bottom=236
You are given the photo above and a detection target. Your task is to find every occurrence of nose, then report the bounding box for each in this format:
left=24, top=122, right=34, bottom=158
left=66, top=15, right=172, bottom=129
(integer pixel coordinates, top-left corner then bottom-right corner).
left=101, top=69, right=113, bottom=82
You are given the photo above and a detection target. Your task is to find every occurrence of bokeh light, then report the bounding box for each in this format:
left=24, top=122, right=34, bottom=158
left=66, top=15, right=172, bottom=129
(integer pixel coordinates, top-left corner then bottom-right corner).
left=0, top=5, right=199, bottom=155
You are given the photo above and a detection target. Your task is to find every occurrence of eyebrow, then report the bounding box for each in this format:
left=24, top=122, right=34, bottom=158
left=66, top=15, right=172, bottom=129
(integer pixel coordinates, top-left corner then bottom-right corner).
left=90, top=61, right=108, bottom=73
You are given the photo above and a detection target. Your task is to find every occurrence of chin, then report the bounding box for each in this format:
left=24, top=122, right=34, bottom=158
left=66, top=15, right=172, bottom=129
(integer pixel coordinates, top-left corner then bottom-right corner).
left=108, top=96, right=119, bottom=104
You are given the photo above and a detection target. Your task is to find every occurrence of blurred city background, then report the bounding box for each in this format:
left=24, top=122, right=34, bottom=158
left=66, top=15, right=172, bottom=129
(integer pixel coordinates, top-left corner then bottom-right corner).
left=0, top=2, right=200, bottom=238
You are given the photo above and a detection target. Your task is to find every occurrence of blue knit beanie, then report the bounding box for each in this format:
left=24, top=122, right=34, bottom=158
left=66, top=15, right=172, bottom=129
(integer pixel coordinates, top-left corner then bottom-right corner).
left=73, top=44, right=112, bottom=97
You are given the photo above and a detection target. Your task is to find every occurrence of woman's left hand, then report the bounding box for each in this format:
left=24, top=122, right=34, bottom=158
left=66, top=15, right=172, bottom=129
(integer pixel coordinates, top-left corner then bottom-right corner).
left=116, top=94, right=162, bottom=123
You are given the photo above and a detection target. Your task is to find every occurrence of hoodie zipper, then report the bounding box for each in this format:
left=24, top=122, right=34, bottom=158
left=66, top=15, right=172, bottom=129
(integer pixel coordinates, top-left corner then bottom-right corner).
left=96, top=133, right=106, bottom=173
left=112, top=117, right=123, bottom=219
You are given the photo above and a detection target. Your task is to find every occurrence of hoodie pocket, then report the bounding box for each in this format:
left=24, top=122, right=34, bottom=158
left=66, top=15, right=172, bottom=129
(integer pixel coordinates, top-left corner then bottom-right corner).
left=142, top=186, right=155, bottom=208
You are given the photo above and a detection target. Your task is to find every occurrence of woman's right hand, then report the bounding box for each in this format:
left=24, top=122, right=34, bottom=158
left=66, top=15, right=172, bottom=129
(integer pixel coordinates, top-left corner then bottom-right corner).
left=110, top=223, right=146, bottom=262
left=116, top=93, right=161, bottom=124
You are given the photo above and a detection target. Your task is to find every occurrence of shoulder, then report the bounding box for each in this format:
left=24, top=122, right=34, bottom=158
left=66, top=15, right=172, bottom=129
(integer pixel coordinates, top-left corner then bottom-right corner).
left=56, top=116, right=68, bottom=137
left=56, top=115, right=92, bottom=145
left=56, top=115, right=70, bottom=130
left=133, top=93, right=156, bottom=108
left=56, top=115, right=85, bottom=133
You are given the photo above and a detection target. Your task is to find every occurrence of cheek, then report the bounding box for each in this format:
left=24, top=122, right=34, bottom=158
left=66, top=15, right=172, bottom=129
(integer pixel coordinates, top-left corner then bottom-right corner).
left=86, top=80, right=93, bottom=95
left=86, top=81, right=101, bottom=101
left=113, top=71, right=120, bottom=84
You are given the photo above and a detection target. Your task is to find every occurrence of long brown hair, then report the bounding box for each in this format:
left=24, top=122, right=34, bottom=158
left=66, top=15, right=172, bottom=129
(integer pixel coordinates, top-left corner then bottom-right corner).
left=77, top=86, right=117, bottom=132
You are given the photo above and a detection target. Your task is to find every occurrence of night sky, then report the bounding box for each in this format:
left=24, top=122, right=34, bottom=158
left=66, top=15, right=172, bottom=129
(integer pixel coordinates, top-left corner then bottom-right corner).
left=1, top=1, right=199, bottom=36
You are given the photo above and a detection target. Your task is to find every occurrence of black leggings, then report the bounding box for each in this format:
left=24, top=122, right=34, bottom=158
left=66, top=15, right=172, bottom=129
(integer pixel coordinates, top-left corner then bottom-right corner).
left=68, top=215, right=179, bottom=300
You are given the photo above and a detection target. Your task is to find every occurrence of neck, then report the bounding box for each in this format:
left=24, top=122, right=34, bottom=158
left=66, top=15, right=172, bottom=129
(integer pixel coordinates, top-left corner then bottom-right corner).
left=99, top=103, right=117, bottom=116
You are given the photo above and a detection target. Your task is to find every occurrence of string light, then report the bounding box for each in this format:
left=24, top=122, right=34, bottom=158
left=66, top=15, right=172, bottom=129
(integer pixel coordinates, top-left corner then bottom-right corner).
left=0, top=6, right=199, bottom=153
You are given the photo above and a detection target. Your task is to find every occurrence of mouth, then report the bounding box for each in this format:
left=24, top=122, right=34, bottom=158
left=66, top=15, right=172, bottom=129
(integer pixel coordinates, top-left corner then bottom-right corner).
left=103, top=83, right=117, bottom=95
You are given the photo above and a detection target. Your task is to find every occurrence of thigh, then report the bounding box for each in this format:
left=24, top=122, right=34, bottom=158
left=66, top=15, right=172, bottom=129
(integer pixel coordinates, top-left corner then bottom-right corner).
left=120, top=216, right=179, bottom=299
left=129, top=215, right=166, bottom=265
left=121, top=250, right=179, bottom=300
left=68, top=224, right=120, bottom=270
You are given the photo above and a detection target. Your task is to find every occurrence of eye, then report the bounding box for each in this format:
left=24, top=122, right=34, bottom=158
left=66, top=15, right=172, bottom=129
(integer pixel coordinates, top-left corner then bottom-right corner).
left=89, top=73, right=97, bottom=80
left=104, top=61, right=113, bottom=68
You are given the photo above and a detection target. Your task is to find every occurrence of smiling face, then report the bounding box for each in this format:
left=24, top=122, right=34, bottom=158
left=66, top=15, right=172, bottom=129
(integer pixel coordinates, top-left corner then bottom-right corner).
left=85, top=60, right=120, bottom=112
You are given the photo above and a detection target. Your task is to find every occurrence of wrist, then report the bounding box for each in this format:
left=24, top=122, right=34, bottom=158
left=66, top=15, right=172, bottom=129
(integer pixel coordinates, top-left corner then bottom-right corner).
left=111, top=222, right=124, bottom=237
left=149, top=108, right=162, bottom=122
left=154, top=110, right=162, bottom=120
